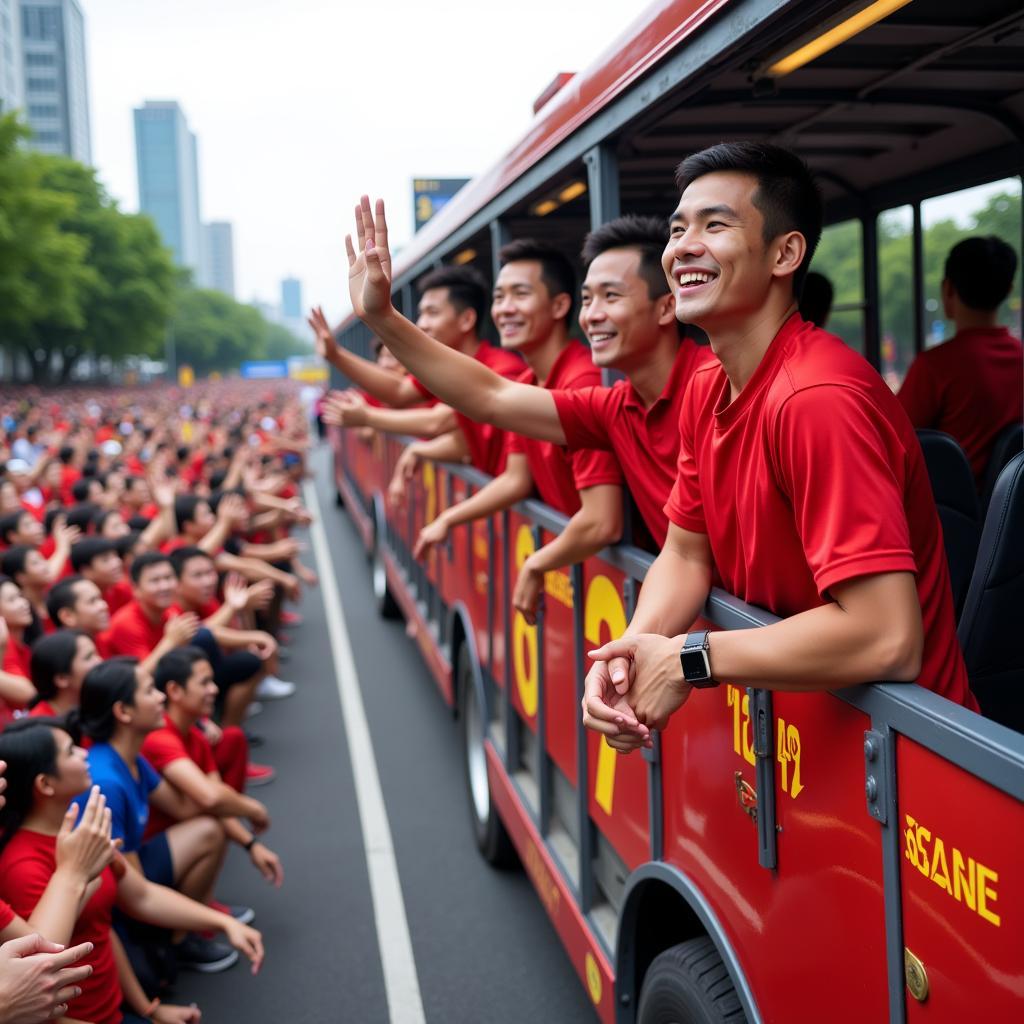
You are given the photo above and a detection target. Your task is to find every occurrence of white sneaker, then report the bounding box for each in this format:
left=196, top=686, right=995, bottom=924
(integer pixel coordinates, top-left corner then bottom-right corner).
left=256, top=675, right=296, bottom=700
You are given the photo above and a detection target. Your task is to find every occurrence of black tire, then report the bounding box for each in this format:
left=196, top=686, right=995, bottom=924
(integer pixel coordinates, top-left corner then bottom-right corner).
left=458, top=647, right=517, bottom=868
left=637, top=937, right=747, bottom=1024
left=335, top=487, right=344, bottom=508
left=371, top=520, right=400, bottom=619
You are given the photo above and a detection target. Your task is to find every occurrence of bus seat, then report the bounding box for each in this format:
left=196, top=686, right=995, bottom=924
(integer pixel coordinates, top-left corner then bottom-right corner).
left=980, top=422, right=1023, bottom=514
left=916, top=429, right=981, bottom=617
left=958, top=452, right=1024, bottom=733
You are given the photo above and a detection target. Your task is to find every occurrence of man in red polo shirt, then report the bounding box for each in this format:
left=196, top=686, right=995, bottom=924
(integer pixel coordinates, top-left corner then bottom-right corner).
left=331, top=214, right=712, bottom=548
left=409, top=241, right=623, bottom=621
left=70, top=537, right=134, bottom=615
left=104, top=551, right=199, bottom=673
left=574, top=142, right=976, bottom=749
left=312, top=265, right=523, bottom=478
left=898, top=235, right=1023, bottom=485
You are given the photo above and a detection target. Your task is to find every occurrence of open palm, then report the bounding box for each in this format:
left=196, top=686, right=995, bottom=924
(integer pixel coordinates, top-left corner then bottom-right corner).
left=346, top=196, right=393, bottom=319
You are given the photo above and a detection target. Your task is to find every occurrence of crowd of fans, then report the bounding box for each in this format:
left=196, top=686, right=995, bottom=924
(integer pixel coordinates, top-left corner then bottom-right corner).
left=0, top=381, right=314, bottom=1023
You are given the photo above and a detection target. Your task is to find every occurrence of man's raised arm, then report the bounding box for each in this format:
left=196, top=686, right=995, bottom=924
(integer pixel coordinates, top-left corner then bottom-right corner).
left=323, top=391, right=458, bottom=439
left=346, top=196, right=566, bottom=444
left=308, top=305, right=424, bottom=408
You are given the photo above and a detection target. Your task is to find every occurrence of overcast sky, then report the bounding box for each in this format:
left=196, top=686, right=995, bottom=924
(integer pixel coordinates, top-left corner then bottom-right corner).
left=86, top=0, right=644, bottom=323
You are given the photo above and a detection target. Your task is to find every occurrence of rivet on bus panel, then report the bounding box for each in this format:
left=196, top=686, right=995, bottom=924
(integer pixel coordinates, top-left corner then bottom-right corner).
left=904, top=948, right=929, bottom=1002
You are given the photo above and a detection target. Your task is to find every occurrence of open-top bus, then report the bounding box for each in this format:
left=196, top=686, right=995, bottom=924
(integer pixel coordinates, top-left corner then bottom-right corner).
left=329, top=1, right=1024, bottom=1020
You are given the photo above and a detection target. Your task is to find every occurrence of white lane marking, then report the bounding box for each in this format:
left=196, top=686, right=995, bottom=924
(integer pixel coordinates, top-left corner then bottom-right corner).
left=304, top=476, right=426, bottom=1024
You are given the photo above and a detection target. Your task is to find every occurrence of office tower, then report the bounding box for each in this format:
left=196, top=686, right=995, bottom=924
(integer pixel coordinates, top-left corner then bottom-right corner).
left=134, top=100, right=202, bottom=273
left=18, top=0, right=90, bottom=160
left=0, top=0, right=23, bottom=115
left=201, top=221, right=236, bottom=297
left=281, top=277, right=302, bottom=320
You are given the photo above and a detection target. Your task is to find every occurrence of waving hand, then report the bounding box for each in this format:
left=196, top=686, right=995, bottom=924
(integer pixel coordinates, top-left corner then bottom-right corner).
left=346, top=196, right=393, bottom=320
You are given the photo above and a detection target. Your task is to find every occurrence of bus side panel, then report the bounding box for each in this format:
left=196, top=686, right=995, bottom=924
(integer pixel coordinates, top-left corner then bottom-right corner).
left=662, top=687, right=888, bottom=1024
left=582, top=562, right=649, bottom=872
left=508, top=511, right=540, bottom=732
left=541, top=552, right=577, bottom=788
left=439, top=472, right=469, bottom=614
left=470, top=516, right=498, bottom=682
left=897, top=739, right=1024, bottom=1020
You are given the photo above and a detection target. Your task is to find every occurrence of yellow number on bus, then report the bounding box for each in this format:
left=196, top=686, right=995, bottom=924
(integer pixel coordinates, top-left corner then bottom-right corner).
left=512, top=525, right=539, bottom=718
left=584, top=574, right=628, bottom=816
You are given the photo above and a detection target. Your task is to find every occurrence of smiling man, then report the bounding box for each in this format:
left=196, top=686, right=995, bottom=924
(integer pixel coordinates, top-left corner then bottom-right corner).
left=578, top=141, right=977, bottom=749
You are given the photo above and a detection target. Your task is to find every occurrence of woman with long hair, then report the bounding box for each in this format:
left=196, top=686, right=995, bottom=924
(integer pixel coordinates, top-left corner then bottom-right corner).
left=0, top=576, right=37, bottom=726
left=29, top=629, right=103, bottom=720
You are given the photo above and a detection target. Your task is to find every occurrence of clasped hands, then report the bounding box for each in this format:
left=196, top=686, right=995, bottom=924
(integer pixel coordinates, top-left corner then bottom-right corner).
left=582, top=633, right=693, bottom=753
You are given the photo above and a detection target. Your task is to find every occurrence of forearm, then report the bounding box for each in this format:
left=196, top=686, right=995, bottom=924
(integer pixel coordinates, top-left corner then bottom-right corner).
left=0, top=670, right=35, bottom=705
left=26, top=869, right=89, bottom=945
left=222, top=816, right=253, bottom=846
left=525, top=504, right=620, bottom=574
left=201, top=603, right=236, bottom=631
left=330, top=346, right=416, bottom=406
left=440, top=470, right=532, bottom=528
left=210, top=625, right=260, bottom=650
left=628, top=548, right=711, bottom=638
left=408, top=431, right=469, bottom=465
left=217, top=553, right=293, bottom=588
left=140, top=637, right=177, bottom=675
left=46, top=545, right=71, bottom=580
left=364, top=404, right=457, bottom=438
left=199, top=518, right=233, bottom=555
left=120, top=871, right=225, bottom=934
left=707, top=601, right=920, bottom=690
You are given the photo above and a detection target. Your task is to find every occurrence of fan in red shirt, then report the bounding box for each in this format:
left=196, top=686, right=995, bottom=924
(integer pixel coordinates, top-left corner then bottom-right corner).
left=70, top=537, right=135, bottom=615
left=570, top=142, right=975, bottom=754
left=315, top=265, right=523, bottom=483
left=411, top=242, right=624, bottom=623
left=0, top=576, right=37, bottom=726
left=28, top=629, right=103, bottom=724
left=104, top=552, right=200, bottom=673
left=898, top=236, right=1023, bottom=485
left=47, top=575, right=114, bottom=657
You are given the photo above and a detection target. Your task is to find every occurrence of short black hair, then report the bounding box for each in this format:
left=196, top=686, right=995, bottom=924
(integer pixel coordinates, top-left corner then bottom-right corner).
left=174, top=495, right=208, bottom=532
left=58, top=446, right=75, bottom=465
left=69, top=536, right=118, bottom=573
left=129, top=550, right=173, bottom=585
left=47, top=575, right=91, bottom=626
left=581, top=215, right=669, bottom=298
left=154, top=645, right=210, bottom=694
left=674, top=141, right=823, bottom=293
left=71, top=478, right=97, bottom=503
left=799, top=271, right=834, bottom=328
left=0, top=511, right=31, bottom=545
left=1, top=545, right=36, bottom=581
left=498, top=239, right=576, bottom=323
left=169, top=545, right=213, bottom=578
left=945, top=236, right=1018, bottom=311
left=65, top=502, right=98, bottom=533
left=417, top=265, right=489, bottom=333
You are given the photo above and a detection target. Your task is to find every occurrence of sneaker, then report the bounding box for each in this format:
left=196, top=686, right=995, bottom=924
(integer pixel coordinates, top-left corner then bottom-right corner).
left=256, top=675, right=296, bottom=700
left=246, top=762, right=276, bottom=787
left=209, top=899, right=256, bottom=925
left=243, top=729, right=264, bottom=748
left=174, top=934, right=239, bottom=973
left=281, top=611, right=304, bottom=627
left=245, top=701, right=264, bottom=719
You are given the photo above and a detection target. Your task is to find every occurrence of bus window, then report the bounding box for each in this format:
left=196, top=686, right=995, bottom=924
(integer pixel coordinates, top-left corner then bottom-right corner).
left=921, top=178, right=1023, bottom=348
left=878, top=206, right=914, bottom=391
left=808, top=219, right=864, bottom=354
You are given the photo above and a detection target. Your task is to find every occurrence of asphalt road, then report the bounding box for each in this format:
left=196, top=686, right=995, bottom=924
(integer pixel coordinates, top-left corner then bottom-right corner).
left=176, top=447, right=595, bottom=1023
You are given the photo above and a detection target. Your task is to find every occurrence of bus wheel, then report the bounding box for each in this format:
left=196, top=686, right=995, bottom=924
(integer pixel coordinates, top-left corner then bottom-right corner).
left=371, top=530, right=400, bottom=619
left=637, top=937, right=746, bottom=1024
left=458, top=647, right=516, bottom=868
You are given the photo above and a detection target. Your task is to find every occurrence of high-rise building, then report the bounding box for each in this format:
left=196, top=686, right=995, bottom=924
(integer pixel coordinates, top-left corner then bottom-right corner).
left=201, top=221, right=235, bottom=298
left=281, top=277, right=302, bottom=320
left=134, top=100, right=202, bottom=274
left=0, top=0, right=24, bottom=115
left=18, top=0, right=90, bottom=161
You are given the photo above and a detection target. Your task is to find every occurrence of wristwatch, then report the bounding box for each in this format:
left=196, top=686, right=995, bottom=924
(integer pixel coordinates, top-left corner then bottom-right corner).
left=679, top=630, right=717, bottom=688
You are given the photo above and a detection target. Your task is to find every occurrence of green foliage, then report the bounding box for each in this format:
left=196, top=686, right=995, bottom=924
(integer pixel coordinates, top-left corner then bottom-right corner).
left=170, top=289, right=311, bottom=375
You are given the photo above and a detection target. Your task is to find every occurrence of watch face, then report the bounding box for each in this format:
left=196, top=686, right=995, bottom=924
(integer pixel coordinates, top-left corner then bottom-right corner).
left=680, top=648, right=709, bottom=682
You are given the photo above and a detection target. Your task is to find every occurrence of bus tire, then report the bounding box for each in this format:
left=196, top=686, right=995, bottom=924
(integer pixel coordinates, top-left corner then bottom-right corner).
left=637, top=937, right=746, bottom=1024
left=371, top=527, right=400, bottom=619
left=458, top=647, right=516, bottom=868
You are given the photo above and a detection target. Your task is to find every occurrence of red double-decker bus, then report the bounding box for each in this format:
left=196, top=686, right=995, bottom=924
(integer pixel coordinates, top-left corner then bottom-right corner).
left=328, top=1, right=1024, bottom=1020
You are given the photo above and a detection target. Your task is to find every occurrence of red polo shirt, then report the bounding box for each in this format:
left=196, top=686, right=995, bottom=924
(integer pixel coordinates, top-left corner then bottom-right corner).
left=105, top=600, right=170, bottom=658
left=897, top=326, right=1023, bottom=483
left=665, top=314, right=974, bottom=709
left=142, top=714, right=218, bottom=837
left=506, top=341, right=621, bottom=515
left=552, top=338, right=715, bottom=545
left=411, top=341, right=525, bottom=477
left=101, top=579, right=134, bottom=615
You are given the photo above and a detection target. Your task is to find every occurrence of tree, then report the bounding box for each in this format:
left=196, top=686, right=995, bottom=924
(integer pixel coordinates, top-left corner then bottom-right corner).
left=28, top=158, right=176, bottom=382
left=263, top=322, right=312, bottom=362
left=171, top=289, right=266, bottom=376
left=0, top=114, right=92, bottom=371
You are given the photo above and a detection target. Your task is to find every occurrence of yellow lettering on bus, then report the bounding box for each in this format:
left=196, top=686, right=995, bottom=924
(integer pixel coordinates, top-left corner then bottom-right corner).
left=584, top=574, right=627, bottom=817
left=422, top=461, right=437, bottom=525
left=775, top=718, right=804, bottom=799
left=512, top=525, right=538, bottom=718
left=903, top=813, right=1001, bottom=927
